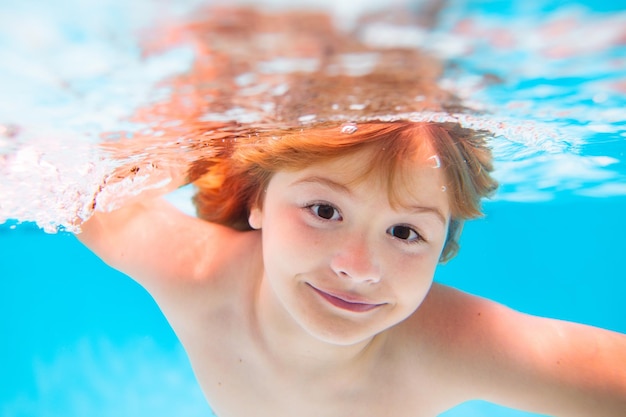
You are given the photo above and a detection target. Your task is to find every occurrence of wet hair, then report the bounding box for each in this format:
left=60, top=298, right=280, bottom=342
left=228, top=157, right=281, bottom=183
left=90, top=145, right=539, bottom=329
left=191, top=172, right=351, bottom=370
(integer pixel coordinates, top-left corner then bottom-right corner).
left=192, top=121, right=498, bottom=262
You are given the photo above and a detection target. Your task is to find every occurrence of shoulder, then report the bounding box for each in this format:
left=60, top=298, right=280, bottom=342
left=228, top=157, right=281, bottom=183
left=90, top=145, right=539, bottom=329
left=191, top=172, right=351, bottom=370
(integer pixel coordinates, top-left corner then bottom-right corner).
left=411, top=283, right=513, bottom=346
left=401, top=284, right=540, bottom=402
left=133, top=211, right=264, bottom=342
left=404, top=284, right=626, bottom=415
left=78, top=198, right=263, bottom=313
left=148, top=216, right=263, bottom=311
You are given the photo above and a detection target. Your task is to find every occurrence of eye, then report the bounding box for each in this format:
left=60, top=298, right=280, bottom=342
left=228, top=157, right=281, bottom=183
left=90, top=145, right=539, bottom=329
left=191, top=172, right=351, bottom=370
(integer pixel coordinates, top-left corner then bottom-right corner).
left=309, top=204, right=342, bottom=221
left=387, top=225, right=423, bottom=243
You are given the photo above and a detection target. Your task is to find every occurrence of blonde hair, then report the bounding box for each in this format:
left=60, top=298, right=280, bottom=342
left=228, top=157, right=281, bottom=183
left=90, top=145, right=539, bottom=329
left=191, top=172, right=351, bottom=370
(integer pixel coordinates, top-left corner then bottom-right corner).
left=192, top=121, right=497, bottom=262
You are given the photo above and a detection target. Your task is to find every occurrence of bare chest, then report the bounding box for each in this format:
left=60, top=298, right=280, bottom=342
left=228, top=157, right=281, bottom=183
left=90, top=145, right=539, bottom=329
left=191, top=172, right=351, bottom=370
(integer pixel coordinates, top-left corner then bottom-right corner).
left=179, top=327, right=450, bottom=417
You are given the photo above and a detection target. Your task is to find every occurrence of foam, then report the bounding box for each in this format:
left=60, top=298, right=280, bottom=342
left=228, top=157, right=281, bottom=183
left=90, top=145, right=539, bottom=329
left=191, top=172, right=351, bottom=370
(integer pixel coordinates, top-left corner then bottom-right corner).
left=1, top=0, right=624, bottom=232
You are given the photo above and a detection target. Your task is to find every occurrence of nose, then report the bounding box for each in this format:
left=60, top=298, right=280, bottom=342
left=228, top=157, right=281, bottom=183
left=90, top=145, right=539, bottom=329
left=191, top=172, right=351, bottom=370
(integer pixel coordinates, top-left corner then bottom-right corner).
left=330, top=235, right=381, bottom=284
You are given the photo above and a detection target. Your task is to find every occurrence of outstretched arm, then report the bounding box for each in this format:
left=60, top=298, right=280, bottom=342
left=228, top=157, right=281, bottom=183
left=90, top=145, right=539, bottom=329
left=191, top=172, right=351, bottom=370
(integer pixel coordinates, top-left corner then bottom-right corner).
left=76, top=197, right=238, bottom=293
left=494, top=313, right=626, bottom=416
left=424, top=285, right=626, bottom=417
left=467, top=292, right=626, bottom=416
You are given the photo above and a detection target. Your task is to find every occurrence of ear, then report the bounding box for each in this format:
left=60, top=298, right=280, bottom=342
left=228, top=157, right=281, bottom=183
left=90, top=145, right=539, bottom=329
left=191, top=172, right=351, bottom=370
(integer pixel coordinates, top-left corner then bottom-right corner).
left=248, top=206, right=263, bottom=230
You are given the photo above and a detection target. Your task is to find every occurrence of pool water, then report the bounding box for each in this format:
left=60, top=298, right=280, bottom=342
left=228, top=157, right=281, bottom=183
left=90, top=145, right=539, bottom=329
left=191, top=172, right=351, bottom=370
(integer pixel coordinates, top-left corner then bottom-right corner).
left=1, top=0, right=625, bottom=416
left=3, top=195, right=625, bottom=416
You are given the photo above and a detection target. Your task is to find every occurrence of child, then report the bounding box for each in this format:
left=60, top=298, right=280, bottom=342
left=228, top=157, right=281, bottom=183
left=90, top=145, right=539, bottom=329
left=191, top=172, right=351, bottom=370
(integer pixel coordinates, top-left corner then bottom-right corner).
left=78, top=121, right=626, bottom=417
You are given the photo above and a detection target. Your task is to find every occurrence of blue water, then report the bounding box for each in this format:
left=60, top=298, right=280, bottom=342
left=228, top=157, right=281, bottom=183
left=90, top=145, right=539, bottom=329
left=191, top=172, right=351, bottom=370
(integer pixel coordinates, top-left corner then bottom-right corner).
left=1, top=0, right=626, bottom=416
left=2, top=196, right=625, bottom=416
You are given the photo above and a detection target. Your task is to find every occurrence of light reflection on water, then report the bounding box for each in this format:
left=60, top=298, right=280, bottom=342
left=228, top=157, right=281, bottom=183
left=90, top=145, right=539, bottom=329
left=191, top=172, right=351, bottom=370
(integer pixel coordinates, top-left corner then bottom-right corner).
left=0, top=2, right=625, bottom=417
left=1, top=0, right=625, bottom=232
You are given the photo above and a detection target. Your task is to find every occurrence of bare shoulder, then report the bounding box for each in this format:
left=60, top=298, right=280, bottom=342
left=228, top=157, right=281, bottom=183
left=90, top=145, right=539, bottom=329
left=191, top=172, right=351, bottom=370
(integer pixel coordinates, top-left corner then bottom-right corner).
left=399, top=284, right=545, bottom=406
left=77, top=197, right=263, bottom=312
left=405, top=283, right=626, bottom=416
left=407, top=283, right=523, bottom=376
left=411, top=283, right=513, bottom=346
left=410, top=284, right=550, bottom=392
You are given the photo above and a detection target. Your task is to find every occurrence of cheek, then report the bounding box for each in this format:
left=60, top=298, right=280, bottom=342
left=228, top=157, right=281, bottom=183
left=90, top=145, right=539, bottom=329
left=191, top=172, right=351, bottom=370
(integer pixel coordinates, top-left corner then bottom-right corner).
left=387, top=253, right=437, bottom=307
left=261, top=209, right=321, bottom=271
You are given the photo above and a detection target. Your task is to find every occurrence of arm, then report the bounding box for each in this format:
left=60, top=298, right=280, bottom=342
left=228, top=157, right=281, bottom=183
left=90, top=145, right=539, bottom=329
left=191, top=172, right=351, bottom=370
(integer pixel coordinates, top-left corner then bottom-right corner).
left=422, top=285, right=626, bottom=416
left=490, top=312, right=626, bottom=416
left=456, top=289, right=626, bottom=416
left=76, top=197, right=238, bottom=294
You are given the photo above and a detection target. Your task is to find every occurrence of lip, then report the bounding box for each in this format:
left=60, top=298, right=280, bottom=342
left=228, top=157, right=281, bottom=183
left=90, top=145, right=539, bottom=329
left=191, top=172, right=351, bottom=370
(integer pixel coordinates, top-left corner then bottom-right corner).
left=307, top=284, right=385, bottom=313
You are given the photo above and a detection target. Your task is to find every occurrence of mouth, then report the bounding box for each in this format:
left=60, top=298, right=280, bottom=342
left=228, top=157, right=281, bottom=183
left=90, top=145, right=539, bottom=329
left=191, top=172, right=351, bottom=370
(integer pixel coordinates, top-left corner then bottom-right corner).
left=307, top=283, right=385, bottom=313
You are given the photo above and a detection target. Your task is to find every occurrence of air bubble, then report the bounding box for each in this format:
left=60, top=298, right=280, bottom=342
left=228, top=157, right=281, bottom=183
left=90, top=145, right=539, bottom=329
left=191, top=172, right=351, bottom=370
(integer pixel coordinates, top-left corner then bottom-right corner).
left=341, top=123, right=358, bottom=134
left=298, top=114, right=316, bottom=123
left=428, top=155, right=441, bottom=168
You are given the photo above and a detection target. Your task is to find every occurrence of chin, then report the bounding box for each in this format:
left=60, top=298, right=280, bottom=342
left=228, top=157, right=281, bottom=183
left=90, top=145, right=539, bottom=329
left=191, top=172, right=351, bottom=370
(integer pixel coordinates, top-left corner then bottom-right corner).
left=298, top=314, right=394, bottom=347
left=313, top=330, right=379, bottom=347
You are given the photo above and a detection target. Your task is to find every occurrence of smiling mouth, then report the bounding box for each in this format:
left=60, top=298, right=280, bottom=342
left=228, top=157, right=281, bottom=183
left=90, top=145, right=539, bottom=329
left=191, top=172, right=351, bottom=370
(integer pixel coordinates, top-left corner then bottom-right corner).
left=307, top=284, right=385, bottom=313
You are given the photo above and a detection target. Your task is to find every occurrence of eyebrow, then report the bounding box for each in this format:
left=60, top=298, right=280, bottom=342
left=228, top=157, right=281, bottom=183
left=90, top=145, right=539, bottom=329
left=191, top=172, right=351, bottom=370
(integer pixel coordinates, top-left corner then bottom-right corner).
left=289, top=176, right=354, bottom=196
left=406, top=205, right=448, bottom=226
left=290, top=176, right=448, bottom=226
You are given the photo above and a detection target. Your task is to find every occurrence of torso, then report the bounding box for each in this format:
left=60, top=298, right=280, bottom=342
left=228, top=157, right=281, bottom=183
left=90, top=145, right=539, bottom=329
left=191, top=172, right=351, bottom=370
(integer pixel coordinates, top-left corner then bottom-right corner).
left=151, top=230, right=478, bottom=417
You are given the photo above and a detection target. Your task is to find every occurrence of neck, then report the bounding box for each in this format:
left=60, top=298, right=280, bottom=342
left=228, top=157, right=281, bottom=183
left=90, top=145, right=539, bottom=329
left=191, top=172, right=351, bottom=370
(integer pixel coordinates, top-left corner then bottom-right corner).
left=253, top=275, right=386, bottom=374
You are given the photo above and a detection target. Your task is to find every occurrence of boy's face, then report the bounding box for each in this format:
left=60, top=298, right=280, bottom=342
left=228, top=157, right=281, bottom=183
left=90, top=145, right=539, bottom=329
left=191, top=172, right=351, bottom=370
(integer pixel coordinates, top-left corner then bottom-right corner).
left=250, top=148, right=450, bottom=346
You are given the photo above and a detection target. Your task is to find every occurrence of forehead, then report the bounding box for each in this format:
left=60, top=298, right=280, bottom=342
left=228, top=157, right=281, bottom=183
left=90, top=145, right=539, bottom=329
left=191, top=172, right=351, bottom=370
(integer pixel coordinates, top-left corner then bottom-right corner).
left=276, top=145, right=450, bottom=215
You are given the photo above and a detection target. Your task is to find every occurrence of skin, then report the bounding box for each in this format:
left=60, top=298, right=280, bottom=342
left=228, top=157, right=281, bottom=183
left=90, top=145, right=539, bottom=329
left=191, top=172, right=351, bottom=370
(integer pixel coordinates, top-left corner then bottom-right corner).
left=78, top=150, right=626, bottom=417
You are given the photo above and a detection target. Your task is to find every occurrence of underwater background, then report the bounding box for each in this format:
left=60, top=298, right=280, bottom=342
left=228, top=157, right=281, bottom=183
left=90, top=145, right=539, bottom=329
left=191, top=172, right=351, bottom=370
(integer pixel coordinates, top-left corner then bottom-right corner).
left=1, top=0, right=625, bottom=416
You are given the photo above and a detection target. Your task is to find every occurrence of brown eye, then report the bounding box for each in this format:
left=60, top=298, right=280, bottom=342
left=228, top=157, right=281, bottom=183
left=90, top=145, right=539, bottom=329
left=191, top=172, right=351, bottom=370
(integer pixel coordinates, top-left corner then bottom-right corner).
left=387, top=225, right=421, bottom=242
left=310, top=204, right=341, bottom=220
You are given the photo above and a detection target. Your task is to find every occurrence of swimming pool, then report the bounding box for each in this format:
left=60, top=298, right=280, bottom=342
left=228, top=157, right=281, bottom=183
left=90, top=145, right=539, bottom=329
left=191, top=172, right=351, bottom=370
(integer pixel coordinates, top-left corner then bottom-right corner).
left=2, top=195, right=625, bottom=416
left=1, top=0, right=625, bottom=416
